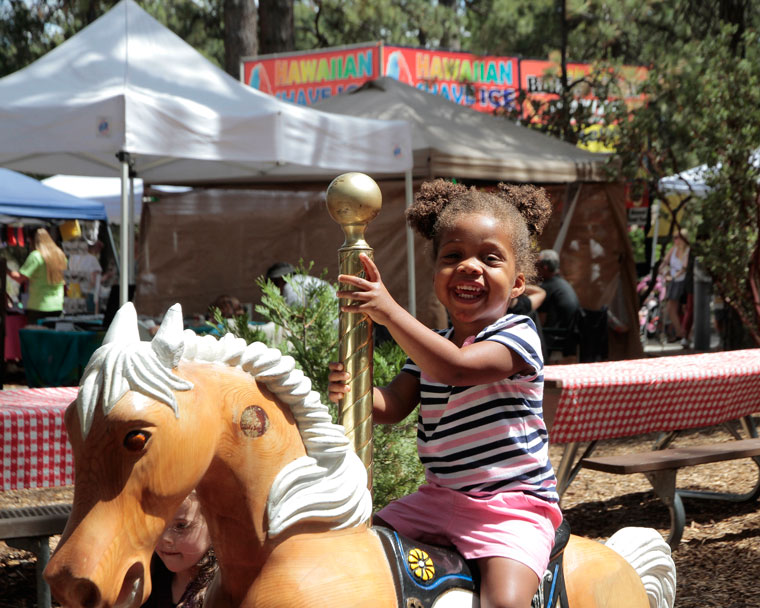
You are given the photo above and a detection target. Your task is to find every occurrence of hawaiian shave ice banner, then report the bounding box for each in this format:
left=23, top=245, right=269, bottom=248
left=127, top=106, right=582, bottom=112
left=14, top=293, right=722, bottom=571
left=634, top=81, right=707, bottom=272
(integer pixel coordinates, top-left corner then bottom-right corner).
left=242, top=43, right=383, bottom=106
left=241, top=43, right=645, bottom=116
left=382, top=46, right=518, bottom=112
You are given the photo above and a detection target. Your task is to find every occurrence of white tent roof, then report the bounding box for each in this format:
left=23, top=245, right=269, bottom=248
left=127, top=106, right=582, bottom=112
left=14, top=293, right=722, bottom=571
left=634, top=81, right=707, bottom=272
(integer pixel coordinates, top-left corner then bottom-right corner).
left=42, top=175, right=145, bottom=223
left=41, top=175, right=191, bottom=223
left=315, top=77, right=609, bottom=183
left=0, top=0, right=412, bottom=184
left=658, top=164, right=712, bottom=197
left=659, top=150, right=760, bottom=197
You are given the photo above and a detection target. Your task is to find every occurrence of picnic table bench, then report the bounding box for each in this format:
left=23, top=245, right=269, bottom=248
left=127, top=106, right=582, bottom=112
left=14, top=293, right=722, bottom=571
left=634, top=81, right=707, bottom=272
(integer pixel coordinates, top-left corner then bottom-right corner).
left=581, top=438, right=760, bottom=547
left=1, top=503, right=72, bottom=607
left=544, top=349, right=760, bottom=548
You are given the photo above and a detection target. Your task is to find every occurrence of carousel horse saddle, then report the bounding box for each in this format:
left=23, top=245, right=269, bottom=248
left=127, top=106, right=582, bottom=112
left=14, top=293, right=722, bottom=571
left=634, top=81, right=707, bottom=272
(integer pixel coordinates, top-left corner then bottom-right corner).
left=374, top=519, right=571, bottom=608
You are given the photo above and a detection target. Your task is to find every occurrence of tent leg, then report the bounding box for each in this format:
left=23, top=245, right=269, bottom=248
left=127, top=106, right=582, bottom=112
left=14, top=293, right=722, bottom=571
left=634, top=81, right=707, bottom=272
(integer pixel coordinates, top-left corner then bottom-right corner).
left=118, top=152, right=132, bottom=306
left=405, top=170, right=416, bottom=318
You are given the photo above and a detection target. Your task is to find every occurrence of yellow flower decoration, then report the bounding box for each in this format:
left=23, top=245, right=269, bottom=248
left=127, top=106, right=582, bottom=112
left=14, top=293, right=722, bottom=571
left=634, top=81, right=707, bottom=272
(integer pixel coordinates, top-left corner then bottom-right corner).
left=408, top=547, right=435, bottom=582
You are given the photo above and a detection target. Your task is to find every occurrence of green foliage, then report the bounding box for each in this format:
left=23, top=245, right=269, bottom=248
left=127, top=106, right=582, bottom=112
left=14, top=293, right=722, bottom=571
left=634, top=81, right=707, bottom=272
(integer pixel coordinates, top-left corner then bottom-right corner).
left=294, top=0, right=464, bottom=50
left=255, top=261, right=339, bottom=403
left=628, top=226, right=646, bottom=264
left=610, top=25, right=760, bottom=345
left=371, top=340, right=425, bottom=511
left=0, top=0, right=225, bottom=78
left=220, top=258, right=422, bottom=511
left=373, top=415, right=424, bottom=510
left=206, top=307, right=268, bottom=345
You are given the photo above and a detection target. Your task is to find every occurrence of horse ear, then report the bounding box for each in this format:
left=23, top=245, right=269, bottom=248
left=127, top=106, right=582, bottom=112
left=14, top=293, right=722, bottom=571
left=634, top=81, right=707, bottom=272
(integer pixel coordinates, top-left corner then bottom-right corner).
left=151, top=303, right=185, bottom=369
left=102, top=302, right=140, bottom=344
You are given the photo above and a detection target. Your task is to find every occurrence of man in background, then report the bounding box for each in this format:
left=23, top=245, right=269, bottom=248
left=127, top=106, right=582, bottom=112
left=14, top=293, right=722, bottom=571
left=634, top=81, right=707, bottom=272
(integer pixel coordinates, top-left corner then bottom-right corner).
left=537, top=249, right=581, bottom=360
left=265, top=262, right=335, bottom=308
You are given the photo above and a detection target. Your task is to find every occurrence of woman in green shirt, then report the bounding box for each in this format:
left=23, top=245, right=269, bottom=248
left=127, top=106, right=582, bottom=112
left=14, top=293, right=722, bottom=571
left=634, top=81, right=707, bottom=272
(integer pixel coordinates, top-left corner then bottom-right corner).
left=8, top=228, right=68, bottom=325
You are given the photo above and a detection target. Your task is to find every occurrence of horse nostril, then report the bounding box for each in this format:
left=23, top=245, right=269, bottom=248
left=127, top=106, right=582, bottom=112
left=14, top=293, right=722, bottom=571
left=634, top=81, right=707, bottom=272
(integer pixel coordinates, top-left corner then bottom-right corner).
left=74, top=579, right=101, bottom=608
left=115, top=562, right=145, bottom=608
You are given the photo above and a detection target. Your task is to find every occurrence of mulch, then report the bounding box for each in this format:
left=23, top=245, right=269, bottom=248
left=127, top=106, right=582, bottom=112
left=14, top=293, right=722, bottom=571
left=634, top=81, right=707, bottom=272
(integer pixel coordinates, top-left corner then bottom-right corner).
left=1, top=422, right=759, bottom=607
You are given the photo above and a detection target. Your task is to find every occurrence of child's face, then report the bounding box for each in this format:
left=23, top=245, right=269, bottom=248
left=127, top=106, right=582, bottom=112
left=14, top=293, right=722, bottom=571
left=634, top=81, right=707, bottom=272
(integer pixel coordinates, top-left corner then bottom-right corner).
left=155, top=496, right=211, bottom=574
left=433, top=213, right=525, bottom=331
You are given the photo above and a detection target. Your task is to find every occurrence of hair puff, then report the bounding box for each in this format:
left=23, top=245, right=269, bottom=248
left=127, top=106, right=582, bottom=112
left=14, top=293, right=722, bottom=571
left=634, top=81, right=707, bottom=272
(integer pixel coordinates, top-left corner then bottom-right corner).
left=406, top=179, right=468, bottom=240
left=495, top=183, right=552, bottom=237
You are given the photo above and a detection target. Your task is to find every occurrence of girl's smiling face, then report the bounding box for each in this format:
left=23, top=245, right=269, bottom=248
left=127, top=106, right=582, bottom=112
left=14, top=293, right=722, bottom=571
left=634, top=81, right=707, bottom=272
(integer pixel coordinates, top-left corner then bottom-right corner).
left=155, top=494, right=211, bottom=574
left=434, top=213, right=525, bottom=336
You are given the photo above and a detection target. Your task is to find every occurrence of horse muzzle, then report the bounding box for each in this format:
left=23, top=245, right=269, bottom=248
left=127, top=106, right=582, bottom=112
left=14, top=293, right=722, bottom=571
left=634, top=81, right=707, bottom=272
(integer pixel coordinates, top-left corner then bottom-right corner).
left=45, top=560, right=146, bottom=608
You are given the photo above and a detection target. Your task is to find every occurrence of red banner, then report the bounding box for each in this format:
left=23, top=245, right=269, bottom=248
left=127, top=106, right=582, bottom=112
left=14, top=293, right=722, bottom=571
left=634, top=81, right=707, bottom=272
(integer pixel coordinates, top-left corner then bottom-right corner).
left=241, top=44, right=646, bottom=118
left=382, top=46, right=518, bottom=113
left=241, top=43, right=382, bottom=105
left=520, top=59, right=647, bottom=122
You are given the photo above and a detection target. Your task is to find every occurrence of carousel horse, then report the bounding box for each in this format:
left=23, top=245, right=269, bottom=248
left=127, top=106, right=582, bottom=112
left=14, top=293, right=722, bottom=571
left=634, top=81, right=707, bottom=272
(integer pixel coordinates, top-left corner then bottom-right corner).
left=45, top=303, right=676, bottom=608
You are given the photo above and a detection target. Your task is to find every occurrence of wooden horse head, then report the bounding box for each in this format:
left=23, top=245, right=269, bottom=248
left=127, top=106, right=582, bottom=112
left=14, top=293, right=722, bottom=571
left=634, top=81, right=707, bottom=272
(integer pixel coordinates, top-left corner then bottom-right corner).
left=44, top=303, right=373, bottom=608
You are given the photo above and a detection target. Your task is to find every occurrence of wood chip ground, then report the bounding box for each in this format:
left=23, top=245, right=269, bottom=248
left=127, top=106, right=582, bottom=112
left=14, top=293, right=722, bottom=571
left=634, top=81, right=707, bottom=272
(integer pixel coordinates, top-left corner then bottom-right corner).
left=1, top=421, right=758, bottom=607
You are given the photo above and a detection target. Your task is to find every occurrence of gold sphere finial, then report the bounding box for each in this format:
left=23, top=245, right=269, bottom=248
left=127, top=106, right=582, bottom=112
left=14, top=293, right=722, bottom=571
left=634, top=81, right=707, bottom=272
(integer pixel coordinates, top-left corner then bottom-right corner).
left=326, top=173, right=382, bottom=240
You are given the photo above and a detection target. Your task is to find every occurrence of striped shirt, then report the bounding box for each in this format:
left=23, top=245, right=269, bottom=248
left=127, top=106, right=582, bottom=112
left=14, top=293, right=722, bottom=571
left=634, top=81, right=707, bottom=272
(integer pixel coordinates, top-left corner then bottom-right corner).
left=402, top=314, right=558, bottom=503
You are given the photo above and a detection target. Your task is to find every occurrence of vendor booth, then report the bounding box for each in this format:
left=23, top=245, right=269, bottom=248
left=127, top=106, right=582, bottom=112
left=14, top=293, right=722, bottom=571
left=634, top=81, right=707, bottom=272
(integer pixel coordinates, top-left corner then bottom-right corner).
left=0, top=168, right=109, bottom=387
left=0, top=0, right=412, bottom=309
left=137, top=78, right=642, bottom=360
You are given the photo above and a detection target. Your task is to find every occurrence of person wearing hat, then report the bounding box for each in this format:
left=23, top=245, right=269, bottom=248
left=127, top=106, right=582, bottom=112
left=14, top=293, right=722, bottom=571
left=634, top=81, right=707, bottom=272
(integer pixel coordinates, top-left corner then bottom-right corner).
left=265, top=262, right=335, bottom=308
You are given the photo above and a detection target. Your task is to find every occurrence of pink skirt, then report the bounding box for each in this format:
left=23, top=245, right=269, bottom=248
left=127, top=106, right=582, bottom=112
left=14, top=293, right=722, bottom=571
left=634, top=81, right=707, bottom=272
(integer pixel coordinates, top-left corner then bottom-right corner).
left=376, top=483, right=563, bottom=580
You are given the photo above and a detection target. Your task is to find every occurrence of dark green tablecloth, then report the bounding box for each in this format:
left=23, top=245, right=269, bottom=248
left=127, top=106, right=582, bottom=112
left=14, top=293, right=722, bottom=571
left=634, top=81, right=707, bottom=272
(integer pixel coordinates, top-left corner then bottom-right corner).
left=19, top=328, right=104, bottom=387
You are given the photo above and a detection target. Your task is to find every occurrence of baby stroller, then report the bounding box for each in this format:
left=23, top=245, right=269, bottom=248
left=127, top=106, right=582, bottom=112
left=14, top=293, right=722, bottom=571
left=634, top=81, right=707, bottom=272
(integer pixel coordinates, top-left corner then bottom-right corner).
left=638, top=274, right=667, bottom=347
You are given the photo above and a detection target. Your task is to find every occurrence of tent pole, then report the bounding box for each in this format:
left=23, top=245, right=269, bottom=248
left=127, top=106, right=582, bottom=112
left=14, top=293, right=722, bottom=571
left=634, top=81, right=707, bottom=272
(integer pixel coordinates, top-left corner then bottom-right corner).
left=105, top=222, right=120, bottom=275
left=405, top=169, right=416, bottom=318
left=649, top=200, right=661, bottom=273
left=128, top=171, right=136, bottom=285
left=552, top=183, right=582, bottom=253
left=118, top=152, right=131, bottom=306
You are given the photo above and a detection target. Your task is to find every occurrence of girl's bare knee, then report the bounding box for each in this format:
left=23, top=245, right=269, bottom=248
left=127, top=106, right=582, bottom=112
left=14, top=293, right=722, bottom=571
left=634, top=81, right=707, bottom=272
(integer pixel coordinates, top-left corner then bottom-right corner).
left=478, top=556, right=538, bottom=608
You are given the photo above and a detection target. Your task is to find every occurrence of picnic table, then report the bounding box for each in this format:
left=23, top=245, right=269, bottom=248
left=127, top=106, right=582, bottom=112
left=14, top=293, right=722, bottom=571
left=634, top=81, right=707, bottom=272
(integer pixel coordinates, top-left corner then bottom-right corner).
left=544, top=349, right=760, bottom=546
left=0, top=386, right=78, bottom=608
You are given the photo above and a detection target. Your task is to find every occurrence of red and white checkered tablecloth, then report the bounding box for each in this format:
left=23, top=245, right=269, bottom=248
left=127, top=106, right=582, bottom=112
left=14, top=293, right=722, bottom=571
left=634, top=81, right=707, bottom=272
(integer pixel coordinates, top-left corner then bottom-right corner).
left=1, top=386, right=79, bottom=491
left=544, top=349, right=760, bottom=444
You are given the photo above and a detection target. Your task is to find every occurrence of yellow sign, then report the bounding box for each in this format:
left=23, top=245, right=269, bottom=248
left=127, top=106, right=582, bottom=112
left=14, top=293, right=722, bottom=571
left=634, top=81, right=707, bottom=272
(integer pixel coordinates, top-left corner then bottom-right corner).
left=577, top=124, right=617, bottom=153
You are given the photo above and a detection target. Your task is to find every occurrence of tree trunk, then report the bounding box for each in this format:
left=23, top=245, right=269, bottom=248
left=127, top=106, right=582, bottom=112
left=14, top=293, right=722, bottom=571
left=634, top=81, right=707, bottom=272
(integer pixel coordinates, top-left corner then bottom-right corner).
left=224, top=0, right=258, bottom=78
left=720, top=306, right=756, bottom=350
left=258, top=0, right=294, bottom=55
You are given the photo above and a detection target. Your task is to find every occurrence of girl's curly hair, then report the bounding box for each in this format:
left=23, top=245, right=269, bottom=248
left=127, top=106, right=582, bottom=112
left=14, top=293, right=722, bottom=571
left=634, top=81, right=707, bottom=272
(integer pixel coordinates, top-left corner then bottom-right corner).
left=406, top=179, right=552, bottom=280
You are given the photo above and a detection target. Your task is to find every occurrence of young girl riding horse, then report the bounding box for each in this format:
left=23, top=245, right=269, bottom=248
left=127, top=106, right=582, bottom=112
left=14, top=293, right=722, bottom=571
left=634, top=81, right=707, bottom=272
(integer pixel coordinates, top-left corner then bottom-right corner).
left=329, top=179, right=562, bottom=608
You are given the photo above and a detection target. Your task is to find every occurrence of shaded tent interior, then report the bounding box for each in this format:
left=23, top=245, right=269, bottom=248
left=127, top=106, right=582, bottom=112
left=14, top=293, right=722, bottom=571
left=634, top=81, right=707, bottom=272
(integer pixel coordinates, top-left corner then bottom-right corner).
left=137, top=185, right=641, bottom=360
left=136, top=78, right=642, bottom=360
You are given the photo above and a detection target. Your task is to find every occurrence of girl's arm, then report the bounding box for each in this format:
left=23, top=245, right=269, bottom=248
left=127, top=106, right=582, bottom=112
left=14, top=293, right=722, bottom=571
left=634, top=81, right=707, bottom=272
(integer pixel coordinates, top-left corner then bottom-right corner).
left=6, top=270, right=28, bottom=284
left=327, top=363, right=419, bottom=424
left=337, top=255, right=529, bottom=386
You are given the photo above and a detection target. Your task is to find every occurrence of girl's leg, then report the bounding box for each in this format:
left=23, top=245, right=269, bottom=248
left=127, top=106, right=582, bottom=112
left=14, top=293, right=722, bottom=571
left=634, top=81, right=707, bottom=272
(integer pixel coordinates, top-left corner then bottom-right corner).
left=477, top=556, right=539, bottom=608
left=666, top=298, right=683, bottom=338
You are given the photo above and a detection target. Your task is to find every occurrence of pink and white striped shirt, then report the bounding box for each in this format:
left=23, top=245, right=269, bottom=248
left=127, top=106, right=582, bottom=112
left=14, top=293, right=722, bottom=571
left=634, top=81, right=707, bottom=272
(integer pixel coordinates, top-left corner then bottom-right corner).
left=402, top=314, right=558, bottom=503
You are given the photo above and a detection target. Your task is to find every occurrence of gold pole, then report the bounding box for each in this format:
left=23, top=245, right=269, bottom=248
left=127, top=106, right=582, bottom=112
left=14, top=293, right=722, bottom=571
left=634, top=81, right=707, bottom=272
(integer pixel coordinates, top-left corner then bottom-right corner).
left=326, top=172, right=382, bottom=494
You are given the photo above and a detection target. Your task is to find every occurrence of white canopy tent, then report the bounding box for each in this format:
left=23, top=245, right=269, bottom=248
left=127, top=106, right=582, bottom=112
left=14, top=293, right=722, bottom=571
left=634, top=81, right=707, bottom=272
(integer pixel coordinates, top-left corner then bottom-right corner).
left=41, top=175, right=192, bottom=224
left=42, top=175, right=146, bottom=225
left=0, top=0, right=412, bottom=305
left=659, top=149, right=760, bottom=196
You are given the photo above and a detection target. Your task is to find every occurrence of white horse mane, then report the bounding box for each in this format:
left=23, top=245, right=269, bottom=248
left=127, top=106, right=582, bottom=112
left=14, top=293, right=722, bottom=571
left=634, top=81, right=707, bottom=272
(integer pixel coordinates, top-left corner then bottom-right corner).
left=77, top=303, right=372, bottom=538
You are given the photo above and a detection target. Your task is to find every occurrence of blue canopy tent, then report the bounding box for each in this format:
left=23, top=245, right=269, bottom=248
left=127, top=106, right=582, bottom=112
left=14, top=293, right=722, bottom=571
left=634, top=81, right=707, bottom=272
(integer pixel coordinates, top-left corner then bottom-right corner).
left=0, top=168, right=107, bottom=220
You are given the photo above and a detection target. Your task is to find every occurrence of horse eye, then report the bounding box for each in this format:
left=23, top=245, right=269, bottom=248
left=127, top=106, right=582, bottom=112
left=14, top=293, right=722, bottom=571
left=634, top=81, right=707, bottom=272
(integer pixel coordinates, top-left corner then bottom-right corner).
left=124, top=430, right=151, bottom=451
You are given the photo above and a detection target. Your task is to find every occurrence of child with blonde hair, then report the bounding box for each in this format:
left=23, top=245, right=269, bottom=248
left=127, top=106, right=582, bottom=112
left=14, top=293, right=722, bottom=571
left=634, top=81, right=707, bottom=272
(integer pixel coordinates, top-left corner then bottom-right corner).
left=329, top=179, right=561, bottom=608
left=143, top=491, right=217, bottom=608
